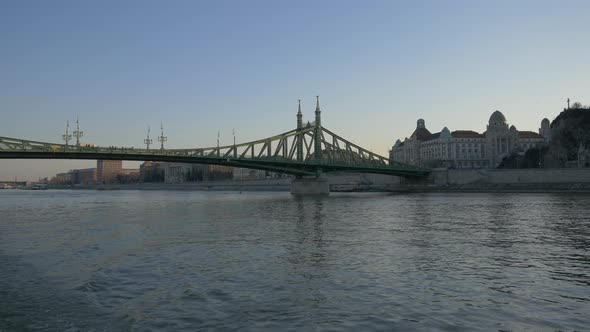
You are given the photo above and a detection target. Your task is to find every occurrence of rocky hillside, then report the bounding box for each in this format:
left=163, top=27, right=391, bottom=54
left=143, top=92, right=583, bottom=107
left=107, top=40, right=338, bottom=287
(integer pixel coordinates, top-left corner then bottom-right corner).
left=499, top=104, right=590, bottom=168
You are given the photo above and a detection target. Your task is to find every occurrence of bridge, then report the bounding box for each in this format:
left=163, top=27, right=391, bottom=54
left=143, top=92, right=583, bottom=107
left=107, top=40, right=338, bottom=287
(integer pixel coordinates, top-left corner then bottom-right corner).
left=0, top=98, right=429, bottom=194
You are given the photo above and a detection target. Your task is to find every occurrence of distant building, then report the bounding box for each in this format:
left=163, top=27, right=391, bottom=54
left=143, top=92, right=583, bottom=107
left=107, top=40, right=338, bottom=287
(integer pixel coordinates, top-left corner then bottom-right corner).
left=539, top=118, right=551, bottom=142
left=120, top=168, right=140, bottom=176
left=164, top=163, right=192, bottom=183
left=232, top=167, right=288, bottom=180
left=116, top=168, right=140, bottom=183
left=139, top=161, right=165, bottom=182
left=390, top=111, right=550, bottom=168
left=205, top=165, right=234, bottom=181
left=97, top=160, right=123, bottom=184
left=51, top=172, right=70, bottom=184
left=70, top=168, right=97, bottom=185
left=162, top=163, right=234, bottom=183
left=233, top=168, right=266, bottom=180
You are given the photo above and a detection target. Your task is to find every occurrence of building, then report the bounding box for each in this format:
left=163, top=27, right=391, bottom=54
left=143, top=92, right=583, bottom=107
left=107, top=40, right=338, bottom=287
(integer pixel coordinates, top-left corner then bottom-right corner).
left=233, top=167, right=267, bottom=180
left=115, top=168, right=140, bottom=183
left=120, top=168, right=140, bottom=176
left=539, top=118, right=551, bottom=142
left=51, top=172, right=70, bottom=184
left=49, top=164, right=137, bottom=185
left=97, top=160, right=123, bottom=184
left=139, top=161, right=165, bottom=182
left=390, top=111, right=550, bottom=168
left=70, top=168, right=97, bottom=185
left=162, top=163, right=234, bottom=183
left=232, top=167, right=287, bottom=180
left=164, top=163, right=192, bottom=183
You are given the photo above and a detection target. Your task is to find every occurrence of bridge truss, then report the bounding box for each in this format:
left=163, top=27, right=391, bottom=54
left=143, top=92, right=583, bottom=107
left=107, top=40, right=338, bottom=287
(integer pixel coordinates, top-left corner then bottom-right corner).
left=0, top=102, right=429, bottom=178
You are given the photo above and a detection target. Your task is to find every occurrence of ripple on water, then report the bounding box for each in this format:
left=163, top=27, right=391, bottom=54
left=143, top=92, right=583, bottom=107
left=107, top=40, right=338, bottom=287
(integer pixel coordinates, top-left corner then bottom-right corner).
left=0, top=191, right=589, bottom=331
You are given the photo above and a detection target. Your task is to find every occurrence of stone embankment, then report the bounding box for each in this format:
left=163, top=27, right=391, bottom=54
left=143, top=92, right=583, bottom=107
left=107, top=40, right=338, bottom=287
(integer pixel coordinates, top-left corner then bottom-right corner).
left=47, top=169, right=590, bottom=193
left=50, top=178, right=292, bottom=192
left=401, top=168, right=590, bottom=193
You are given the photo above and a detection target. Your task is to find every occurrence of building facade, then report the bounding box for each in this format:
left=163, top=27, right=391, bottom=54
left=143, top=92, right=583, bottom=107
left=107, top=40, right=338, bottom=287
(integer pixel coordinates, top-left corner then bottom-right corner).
left=163, top=163, right=234, bottom=183
left=51, top=172, right=71, bottom=184
left=164, top=163, right=192, bottom=183
left=139, top=161, right=165, bottom=182
left=97, top=160, right=123, bottom=183
left=232, top=167, right=288, bottom=180
left=390, top=111, right=551, bottom=168
left=70, top=168, right=97, bottom=185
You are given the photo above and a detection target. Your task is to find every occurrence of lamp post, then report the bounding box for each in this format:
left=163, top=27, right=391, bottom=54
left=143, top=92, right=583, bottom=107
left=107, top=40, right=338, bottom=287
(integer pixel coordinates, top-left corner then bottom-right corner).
left=144, top=126, right=153, bottom=150
left=62, top=121, right=72, bottom=148
left=158, top=122, right=167, bottom=150
left=73, top=116, right=83, bottom=147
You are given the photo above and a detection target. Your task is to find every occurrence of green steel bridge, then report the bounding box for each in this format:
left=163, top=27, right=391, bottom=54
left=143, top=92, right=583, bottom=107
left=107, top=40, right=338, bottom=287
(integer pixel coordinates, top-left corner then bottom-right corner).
left=0, top=99, right=429, bottom=178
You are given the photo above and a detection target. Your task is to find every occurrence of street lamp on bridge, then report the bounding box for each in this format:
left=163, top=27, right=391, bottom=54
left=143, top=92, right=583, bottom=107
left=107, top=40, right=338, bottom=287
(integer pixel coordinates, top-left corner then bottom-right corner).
left=158, top=122, right=167, bottom=150
left=144, top=126, right=153, bottom=150
left=73, top=116, right=83, bottom=147
left=62, top=121, right=72, bottom=147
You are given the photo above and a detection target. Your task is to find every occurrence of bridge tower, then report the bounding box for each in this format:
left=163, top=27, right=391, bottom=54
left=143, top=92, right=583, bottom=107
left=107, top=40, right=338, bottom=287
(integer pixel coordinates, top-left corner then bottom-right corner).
left=314, top=96, right=322, bottom=165
left=291, top=96, right=329, bottom=195
left=296, top=100, right=303, bottom=162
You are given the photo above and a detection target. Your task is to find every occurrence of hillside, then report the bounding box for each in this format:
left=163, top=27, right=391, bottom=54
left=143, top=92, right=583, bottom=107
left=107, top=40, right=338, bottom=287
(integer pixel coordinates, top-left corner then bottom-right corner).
left=499, top=105, right=590, bottom=168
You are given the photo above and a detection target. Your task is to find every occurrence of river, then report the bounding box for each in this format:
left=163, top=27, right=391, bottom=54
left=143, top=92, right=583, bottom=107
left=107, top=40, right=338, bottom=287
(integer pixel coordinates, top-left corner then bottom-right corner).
left=1, top=190, right=589, bottom=331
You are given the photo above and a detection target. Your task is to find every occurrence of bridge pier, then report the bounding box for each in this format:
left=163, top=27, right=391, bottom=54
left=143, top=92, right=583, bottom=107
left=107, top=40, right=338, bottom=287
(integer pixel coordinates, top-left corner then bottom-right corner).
left=290, top=176, right=330, bottom=196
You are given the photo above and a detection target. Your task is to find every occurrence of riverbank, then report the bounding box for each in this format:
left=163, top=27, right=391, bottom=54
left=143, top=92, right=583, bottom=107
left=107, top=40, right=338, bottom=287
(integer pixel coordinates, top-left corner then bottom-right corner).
left=418, top=168, right=590, bottom=193
left=47, top=179, right=590, bottom=193
left=45, top=169, right=590, bottom=193
left=48, top=180, right=291, bottom=192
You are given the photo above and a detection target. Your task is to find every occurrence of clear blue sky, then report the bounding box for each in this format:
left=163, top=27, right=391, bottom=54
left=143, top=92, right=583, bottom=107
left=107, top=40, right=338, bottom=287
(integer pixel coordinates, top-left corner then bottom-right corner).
left=1, top=0, right=589, bottom=180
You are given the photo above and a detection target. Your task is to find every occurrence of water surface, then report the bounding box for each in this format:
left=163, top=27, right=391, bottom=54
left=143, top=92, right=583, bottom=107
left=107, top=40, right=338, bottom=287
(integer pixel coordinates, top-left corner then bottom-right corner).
left=1, top=190, right=589, bottom=331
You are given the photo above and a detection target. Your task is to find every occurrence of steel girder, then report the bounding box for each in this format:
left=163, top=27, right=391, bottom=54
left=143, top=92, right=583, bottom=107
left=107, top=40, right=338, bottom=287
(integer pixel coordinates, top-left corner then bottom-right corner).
left=0, top=126, right=429, bottom=177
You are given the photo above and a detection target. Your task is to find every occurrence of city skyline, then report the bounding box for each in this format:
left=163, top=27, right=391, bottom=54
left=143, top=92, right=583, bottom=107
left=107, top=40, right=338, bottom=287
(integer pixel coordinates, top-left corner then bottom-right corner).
left=2, top=0, right=590, bottom=180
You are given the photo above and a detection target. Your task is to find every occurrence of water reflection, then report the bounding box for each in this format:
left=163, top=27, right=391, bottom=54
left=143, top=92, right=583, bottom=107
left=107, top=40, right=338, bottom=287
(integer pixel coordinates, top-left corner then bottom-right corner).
left=284, top=197, right=328, bottom=308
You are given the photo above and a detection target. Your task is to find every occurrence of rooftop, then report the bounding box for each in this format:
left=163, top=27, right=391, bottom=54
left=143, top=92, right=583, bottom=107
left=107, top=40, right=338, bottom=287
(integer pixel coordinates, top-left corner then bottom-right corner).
left=451, top=130, right=485, bottom=139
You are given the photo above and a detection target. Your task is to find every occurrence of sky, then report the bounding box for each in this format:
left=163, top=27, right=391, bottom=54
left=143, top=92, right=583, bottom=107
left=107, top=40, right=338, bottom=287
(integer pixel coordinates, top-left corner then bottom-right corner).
left=1, top=0, right=589, bottom=180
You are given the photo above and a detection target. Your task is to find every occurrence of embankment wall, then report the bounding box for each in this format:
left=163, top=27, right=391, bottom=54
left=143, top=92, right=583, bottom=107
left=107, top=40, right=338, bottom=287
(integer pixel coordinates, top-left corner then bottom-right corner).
left=430, top=168, right=590, bottom=186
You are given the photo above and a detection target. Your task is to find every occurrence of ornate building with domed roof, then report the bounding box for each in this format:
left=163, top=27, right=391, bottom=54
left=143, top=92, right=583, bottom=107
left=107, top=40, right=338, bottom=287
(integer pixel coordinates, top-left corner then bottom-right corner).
left=389, top=111, right=551, bottom=168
